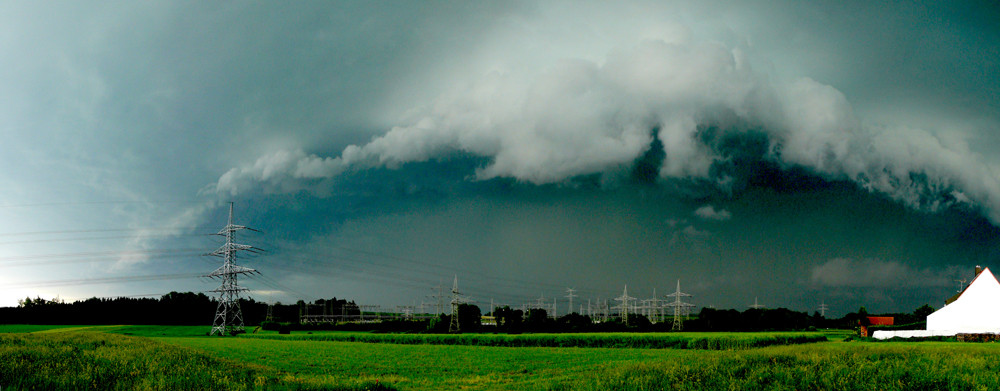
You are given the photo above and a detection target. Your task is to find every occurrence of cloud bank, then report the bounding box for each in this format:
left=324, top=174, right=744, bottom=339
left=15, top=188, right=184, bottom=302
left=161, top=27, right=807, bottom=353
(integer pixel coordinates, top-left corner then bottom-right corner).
left=810, top=258, right=961, bottom=289
left=214, top=36, right=1000, bottom=224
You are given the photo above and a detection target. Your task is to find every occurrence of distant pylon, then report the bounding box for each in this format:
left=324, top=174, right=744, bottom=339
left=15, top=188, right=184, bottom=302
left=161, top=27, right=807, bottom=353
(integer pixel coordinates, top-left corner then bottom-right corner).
left=264, top=293, right=275, bottom=322
left=448, top=275, right=469, bottom=333
left=664, top=280, right=693, bottom=331
left=750, top=297, right=764, bottom=309
left=207, top=203, right=262, bottom=336
left=818, top=301, right=829, bottom=317
left=565, top=288, right=577, bottom=316
left=614, top=285, right=636, bottom=325
left=428, top=279, right=447, bottom=315
left=650, top=288, right=659, bottom=323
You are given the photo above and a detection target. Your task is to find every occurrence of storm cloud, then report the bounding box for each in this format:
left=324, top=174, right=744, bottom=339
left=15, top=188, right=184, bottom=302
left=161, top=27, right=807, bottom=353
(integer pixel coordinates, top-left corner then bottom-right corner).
left=2, top=1, right=999, bottom=314
left=216, top=35, right=1000, bottom=226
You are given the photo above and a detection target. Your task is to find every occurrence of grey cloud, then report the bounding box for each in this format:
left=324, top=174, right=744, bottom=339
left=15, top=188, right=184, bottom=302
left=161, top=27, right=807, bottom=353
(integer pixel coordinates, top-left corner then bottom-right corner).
left=217, top=34, right=1000, bottom=225
left=694, top=205, right=731, bottom=221
left=810, top=258, right=960, bottom=289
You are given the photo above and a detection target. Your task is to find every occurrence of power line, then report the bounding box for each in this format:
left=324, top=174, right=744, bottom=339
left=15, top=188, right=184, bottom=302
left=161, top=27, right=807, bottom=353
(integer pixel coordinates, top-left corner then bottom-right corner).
left=0, top=248, right=205, bottom=263
left=275, top=243, right=620, bottom=303
left=311, top=244, right=621, bottom=298
left=0, top=227, right=208, bottom=238
left=0, top=248, right=205, bottom=268
left=258, top=247, right=556, bottom=306
left=5, top=272, right=203, bottom=288
left=0, top=199, right=203, bottom=209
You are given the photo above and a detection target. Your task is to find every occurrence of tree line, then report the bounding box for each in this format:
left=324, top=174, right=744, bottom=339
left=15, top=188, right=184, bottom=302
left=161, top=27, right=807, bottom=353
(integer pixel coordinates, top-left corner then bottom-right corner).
left=0, top=292, right=358, bottom=327
left=2, top=292, right=933, bottom=335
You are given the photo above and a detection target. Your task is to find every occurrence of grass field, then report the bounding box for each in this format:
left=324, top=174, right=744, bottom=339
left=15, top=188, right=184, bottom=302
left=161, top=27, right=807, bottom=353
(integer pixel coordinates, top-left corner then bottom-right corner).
left=2, top=325, right=1000, bottom=390
left=0, top=324, right=92, bottom=333
left=242, top=330, right=828, bottom=350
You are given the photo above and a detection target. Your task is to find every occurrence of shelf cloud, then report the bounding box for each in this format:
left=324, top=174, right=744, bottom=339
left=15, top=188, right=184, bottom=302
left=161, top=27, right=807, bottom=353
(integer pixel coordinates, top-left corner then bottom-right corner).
left=215, top=36, right=1000, bottom=224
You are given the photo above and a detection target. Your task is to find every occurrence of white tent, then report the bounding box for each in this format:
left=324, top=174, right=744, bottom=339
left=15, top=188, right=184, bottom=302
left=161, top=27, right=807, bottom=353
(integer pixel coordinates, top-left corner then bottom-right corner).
left=926, top=267, right=1000, bottom=333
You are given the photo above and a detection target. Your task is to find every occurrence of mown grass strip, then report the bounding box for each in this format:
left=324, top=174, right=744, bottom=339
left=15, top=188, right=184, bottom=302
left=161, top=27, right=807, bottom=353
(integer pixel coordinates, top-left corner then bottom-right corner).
left=242, top=332, right=826, bottom=350
left=0, top=324, right=92, bottom=333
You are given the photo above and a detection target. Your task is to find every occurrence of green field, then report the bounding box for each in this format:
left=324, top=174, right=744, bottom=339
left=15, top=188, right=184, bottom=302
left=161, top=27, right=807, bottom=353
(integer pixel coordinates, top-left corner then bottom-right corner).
left=0, top=324, right=94, bottom=333
left=2, top=325, right=1000, bottom=390
left=241, top=329, right=828, bottom=350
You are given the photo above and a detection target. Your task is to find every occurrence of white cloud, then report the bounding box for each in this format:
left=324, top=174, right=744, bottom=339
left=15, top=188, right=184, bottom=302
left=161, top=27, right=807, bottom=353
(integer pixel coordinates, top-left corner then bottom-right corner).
left=694, top=205, right=731, bottom=221
left=214, top=149, right=345, bottom=195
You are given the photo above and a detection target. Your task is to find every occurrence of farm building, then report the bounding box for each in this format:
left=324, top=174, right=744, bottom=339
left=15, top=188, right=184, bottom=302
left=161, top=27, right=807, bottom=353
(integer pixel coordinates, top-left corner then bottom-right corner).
left=873, top=266, right=1000, bottom=339
left=926, top=266, right=1000, bottom=333
left=858, top=316, right=894, bottom=337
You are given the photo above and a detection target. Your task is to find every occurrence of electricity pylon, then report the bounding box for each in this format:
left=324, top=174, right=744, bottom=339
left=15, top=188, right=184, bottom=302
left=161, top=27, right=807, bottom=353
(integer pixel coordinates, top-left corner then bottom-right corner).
left=428, top=280, right=448, bottom=315
left=448, top=275, right=469, bottom=333
left=565, top=288, right=577, bottom=316
left=534, top=293, right=547, bottom=310
left=207, top=203, right=262, bottom=336
left=818, top=301, right=829, bottom=317
left=664, top=280, right=693, bottom=331
left=750, top=297, right=765, bottom=309
left=643, top=288, right=661, bottom=324
left=614, top=285, right=636, bottom=325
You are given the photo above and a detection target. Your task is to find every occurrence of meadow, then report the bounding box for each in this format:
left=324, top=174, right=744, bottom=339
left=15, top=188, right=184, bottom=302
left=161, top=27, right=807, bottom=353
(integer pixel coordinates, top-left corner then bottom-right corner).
left=2, top=325, right=1000, bottom=390
left=241, top=330, right=828, bottom=350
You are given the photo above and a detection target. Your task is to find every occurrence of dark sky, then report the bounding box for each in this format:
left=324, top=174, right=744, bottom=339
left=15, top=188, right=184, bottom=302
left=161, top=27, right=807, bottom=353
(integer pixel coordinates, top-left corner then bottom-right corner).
left=1, top=1, right=999, bottom=316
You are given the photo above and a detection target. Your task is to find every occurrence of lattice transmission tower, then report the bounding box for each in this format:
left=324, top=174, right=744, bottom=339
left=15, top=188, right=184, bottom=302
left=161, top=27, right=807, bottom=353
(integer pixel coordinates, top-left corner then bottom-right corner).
left=207, top=203, right=262, bottom=336
left=565, top=288, right=576, bottom=316
left=614, top=285, right=636, bottom=325
left=664, top=280, right=693, bottom=331
left=448, top=275, right=470, bottom=333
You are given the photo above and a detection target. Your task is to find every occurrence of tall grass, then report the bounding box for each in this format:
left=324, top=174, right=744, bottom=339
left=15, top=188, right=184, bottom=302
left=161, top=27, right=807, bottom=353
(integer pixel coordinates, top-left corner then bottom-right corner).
left=243, top=332, right=826, bottom=350
left=0, top=331, right=393, bottom=390
left=585, top=343, right=1000, bottom=390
